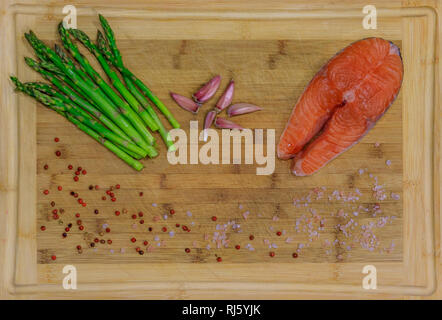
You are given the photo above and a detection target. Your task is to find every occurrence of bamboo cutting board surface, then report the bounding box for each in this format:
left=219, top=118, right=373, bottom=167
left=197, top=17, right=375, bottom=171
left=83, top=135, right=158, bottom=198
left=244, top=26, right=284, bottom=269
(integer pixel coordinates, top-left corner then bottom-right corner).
left=0, top=0, right=439, bottom=299
left=37, top=39, right=404, bottom=265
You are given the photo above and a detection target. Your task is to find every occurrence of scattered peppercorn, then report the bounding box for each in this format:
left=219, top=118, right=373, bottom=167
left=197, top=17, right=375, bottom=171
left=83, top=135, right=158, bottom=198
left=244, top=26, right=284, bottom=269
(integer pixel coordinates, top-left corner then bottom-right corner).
left=54, top=137, right=60, bottom=142
left=292, top=253, right=298, bottom=258
left=249, top=235, right=255, bottom=240
left=94, top=209, right=99, bottom=215
left=43, top=190, right=49, bottom=195
left=269, top=251, right=275, bottom=257
left=276, top=231, right=282, bottom=236
left=73, top=176, right=79, bottom=182
left=43, top=164, right=49, bottom=170
left=185, top=248, right=190, bottom=253
left=40, top=226, right=46, bottom=231
left=216, top=257, right=222, bottom=262
left=131, top=237, right=136, bottom=243
left=211, top=216, right=217, bottom=221
left=55, top=151, right=61, bottom=157
left=170, top=209, right=175, bottom=215
left=235, top=245, right=240, bottom=250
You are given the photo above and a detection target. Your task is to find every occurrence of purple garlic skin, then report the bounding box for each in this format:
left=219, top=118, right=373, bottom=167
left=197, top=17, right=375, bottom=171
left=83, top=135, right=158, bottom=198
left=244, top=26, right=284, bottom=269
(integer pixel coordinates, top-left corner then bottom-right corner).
left=203, top=110, right=217, bottom=142
left=170, top=92, right=200, bottom=114
left=193, top=75, right=221, bottom=104
left=215, top=117, right=244, bottom=130
left=227, top=103, right=262, bottom=117
left=215, top=80, right=234, bottom=112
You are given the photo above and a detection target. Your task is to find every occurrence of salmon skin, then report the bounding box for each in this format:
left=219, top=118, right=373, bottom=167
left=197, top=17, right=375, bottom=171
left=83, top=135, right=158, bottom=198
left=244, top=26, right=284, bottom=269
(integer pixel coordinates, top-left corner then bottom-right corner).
left=277, top=38, right=403, bottom=176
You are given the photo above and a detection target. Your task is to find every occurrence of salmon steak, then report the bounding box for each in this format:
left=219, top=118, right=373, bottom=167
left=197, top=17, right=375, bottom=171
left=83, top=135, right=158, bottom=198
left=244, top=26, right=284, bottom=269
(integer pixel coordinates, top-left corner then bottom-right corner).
left=277, top=37, right=403, bottom=176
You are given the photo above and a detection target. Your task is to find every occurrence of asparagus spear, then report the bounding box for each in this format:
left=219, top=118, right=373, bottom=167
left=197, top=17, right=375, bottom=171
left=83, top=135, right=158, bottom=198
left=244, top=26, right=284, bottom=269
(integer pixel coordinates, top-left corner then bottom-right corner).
left=11, top=77, right=144, bottom=171
left=57, top=25, right=157, bottom=141
left=98, top=14, right=180, bottom=129
left=25, top=30, right=157, bottom=156
left=96, top=30, right=175, bottom=151
left=67, top=27, right=158, bottom=134
left=25, top=57, right=128, bottom=140
left=26, top=81, right=148, bottom=159
left=25, top=56, right=155, bottom=159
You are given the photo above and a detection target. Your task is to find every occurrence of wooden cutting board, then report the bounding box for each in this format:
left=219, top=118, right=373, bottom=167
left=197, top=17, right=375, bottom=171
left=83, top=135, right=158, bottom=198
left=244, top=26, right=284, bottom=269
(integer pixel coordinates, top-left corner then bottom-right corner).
left=0, top=0, right=439, bottom=299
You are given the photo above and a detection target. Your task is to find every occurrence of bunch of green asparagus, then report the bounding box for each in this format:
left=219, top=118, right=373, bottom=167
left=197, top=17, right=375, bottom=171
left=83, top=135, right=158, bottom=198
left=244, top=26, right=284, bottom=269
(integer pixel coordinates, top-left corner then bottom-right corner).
left=11, top=15, right=180, bottom=171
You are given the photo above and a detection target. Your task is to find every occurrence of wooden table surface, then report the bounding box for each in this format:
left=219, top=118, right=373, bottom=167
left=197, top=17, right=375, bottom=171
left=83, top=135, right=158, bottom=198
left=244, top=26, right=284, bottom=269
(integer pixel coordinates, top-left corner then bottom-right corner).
left=0, top=0, right=440, bottom=299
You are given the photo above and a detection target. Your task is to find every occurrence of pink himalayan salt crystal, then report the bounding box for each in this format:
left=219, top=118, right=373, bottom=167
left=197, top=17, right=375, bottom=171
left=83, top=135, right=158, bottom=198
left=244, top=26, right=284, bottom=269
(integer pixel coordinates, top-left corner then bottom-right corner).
left=337, top=209, right=345, bottom=217
left=374, top=142, right=381, bottom=147
left=386, top=159, right=392, bottom=166
left=391, top=192, right=400, bottom=200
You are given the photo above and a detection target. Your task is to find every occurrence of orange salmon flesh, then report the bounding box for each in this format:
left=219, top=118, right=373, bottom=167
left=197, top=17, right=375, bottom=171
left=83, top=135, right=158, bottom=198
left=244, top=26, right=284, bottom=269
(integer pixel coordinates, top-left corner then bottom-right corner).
left=277, top=38, right=403, bottom=176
